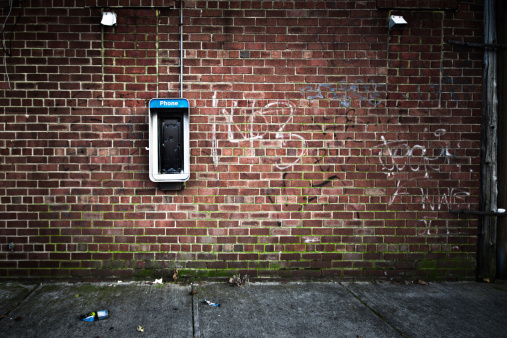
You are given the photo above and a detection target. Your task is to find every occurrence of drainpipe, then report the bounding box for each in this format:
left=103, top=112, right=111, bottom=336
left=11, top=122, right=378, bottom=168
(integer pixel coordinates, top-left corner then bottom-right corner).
left=496, top=0, right=507, bottom=279
left=478, top=0, right=499, bottom=282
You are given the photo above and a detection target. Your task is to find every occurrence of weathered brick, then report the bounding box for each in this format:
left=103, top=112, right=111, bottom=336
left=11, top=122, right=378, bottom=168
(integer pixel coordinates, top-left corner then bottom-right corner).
left=0, top=1, right=482, bottom=281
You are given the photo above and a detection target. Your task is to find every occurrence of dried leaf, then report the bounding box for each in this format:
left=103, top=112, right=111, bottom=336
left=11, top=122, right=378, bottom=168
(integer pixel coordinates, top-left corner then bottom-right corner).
left=172, top=268, right=179, bottom=282
left=228, top=274, right=249, bottom=287
left=417, top=280, right=429, bottom=286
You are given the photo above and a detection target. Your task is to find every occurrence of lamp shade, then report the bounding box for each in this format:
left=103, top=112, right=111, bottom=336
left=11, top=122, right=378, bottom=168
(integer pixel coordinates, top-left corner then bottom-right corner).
left=101, top=12, right=117, bottom=26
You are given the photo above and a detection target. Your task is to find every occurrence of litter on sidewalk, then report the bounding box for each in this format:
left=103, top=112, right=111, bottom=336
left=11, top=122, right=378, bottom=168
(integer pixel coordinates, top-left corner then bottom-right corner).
left=79, top=310, right=109, bottom=322
left=203, top=299, right=220, bottom=307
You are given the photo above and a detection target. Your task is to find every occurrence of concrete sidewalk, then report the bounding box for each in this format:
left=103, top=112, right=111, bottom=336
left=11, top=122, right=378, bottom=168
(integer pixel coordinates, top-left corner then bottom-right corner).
left=1, top=280, right=506, bottom=337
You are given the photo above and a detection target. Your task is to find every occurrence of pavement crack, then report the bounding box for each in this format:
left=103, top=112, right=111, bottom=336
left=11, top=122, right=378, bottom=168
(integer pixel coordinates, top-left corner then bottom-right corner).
left=0, top=283, right=41, bottom=321
left=339, top=283, right=407, bottom=338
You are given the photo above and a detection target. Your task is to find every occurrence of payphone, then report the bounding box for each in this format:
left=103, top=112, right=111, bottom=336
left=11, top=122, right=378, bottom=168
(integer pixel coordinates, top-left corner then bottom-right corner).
left=149, top=99, right=190, bottom=190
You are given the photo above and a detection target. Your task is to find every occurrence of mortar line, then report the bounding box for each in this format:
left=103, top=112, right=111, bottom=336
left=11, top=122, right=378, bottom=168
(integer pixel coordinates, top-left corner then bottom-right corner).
left=0, top=283, right=41, bottom=321
left=191, top=283, right=200, bottom=337
left=339, top=283, right=407, bottom=338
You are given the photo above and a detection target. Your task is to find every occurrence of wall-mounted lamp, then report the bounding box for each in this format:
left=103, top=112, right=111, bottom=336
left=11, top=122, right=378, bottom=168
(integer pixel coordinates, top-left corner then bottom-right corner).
left=389, top=15, right=407, bottom=31
left=101, top=12, right=117, bottom=26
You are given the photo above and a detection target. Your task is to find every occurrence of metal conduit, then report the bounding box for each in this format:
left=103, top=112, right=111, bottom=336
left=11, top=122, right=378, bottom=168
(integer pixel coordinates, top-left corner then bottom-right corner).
left=478, top=0, right=499, bottom=281
left=180, top=2, right=183, bottom=98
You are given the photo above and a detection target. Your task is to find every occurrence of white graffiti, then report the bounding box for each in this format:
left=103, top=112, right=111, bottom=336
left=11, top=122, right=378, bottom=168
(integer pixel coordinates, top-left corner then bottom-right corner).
left=374, top=131, right=454, bottom=178
left=212, top=92, right=307, bottom=170
left=376, top=130, right=471, bottom=215
left=389, top=180, right=470, bottom=211
left=299, top=80, right=386, bottom=107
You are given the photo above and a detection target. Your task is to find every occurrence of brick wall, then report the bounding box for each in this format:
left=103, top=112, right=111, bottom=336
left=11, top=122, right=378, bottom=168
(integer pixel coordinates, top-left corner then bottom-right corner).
left=0, top=0, right=484, bottom=281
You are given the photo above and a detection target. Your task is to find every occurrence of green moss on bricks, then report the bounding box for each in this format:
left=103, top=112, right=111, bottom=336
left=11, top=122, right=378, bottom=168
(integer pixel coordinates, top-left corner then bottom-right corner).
left=195, top=270, right=215, bottom=278
left=133, top=269, right=156, bottom=280
left=417, top=260, right=437, bottom=269
left=425, top=268, right=440, bottom=281
left=268, top=261, right=291, bottom=269
left=214, top=269, right=235, bottom=278
left=269, top=262, right=281, bottom=270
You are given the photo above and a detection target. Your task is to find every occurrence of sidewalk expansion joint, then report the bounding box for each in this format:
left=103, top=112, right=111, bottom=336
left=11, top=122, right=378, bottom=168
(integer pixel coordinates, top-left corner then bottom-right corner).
left=339, top=283, right=407, bottom=338
left=191, top=283, right=200, bottom=338
left=0, top=283, right=41, bottom=321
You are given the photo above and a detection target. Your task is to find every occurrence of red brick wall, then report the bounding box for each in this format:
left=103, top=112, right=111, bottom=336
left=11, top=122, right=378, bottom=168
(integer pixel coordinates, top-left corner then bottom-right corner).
left=0, top=0, right=484, bottom=281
